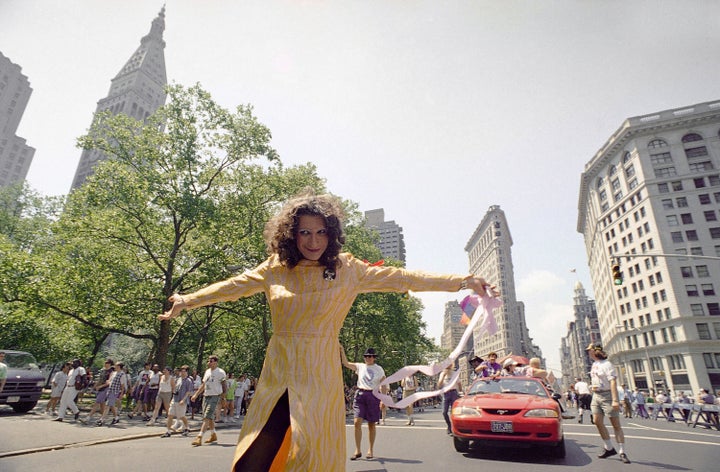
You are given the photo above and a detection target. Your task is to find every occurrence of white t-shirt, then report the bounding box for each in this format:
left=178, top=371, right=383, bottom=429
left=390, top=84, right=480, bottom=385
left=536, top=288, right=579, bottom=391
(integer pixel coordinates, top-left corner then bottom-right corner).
left=67, top=366, right=87, bottom=388
left=353, top=362, right=385, bottom=390
left=590, top=359, right=616, bottom=392
left=574, top=380, right=591, bottom=395
left=202, top=367, right=226, bottom=396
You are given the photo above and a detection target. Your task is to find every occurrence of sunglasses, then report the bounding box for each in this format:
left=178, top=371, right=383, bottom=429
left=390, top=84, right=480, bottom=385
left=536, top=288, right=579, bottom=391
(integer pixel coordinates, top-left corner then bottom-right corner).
left=363, top=355, right=376, bottom=358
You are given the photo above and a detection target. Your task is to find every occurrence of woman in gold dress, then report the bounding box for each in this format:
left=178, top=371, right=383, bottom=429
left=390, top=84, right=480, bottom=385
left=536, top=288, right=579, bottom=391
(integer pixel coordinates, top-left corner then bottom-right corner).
left=159, top=190, right=495, bottom=471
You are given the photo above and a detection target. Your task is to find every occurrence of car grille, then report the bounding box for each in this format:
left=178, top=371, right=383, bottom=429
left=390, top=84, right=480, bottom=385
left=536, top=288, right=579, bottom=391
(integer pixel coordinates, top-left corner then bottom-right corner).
left=484, top=408, right=521, bottom=416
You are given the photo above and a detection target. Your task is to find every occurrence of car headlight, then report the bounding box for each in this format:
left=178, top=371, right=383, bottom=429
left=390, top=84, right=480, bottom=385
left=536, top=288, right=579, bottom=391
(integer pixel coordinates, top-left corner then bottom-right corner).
left=524, top=409, right=559, bottom=418
left=452, top=406, right=482, bottom=417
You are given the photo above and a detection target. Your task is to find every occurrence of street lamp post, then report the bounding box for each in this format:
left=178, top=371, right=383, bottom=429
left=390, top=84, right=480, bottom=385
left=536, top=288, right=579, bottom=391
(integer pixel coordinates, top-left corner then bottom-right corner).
left=618, top=325, right=654, bottom=391
left=391, top=350, right=407, bottom=367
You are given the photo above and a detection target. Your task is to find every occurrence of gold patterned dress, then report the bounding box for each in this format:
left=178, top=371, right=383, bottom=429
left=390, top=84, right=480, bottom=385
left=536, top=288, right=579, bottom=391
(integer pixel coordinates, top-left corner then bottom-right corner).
left=181, top=253, right=464, bottom=471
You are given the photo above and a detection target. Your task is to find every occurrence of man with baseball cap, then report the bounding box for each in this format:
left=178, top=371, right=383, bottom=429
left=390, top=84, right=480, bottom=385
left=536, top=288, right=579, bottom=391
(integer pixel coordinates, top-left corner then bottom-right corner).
left=587, top=343, right=630, bottom=464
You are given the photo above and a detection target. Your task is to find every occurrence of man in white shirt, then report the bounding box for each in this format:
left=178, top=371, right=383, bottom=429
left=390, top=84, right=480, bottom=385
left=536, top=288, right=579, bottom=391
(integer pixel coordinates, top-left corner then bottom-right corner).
left=53, top=359, right=86, bottom=422
left=190, top=355, right=226, bottom=446
left=341, top=347, right=385, bottom=461
left=574, top=376, right=592, bottom=424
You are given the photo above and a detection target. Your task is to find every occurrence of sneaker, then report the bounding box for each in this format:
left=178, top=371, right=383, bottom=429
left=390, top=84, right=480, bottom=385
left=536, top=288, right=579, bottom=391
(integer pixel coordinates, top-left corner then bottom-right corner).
left=191, top=436, right=202, bottom=447
left=111, top=418, right=119, bottom=425
left=53, top=417, right=63, bottom=422
left=127, top=413, right=134, bottom=419
left=161, top=432, right=171, bottom=438
left=620, top=453, right=631, bottom=464
left=74, top=412, right=80, bottom=421
left=96, top=420, right=103, bottom=426
left=598, top=448, right=617, bottom=459
left=181, top=429, right=190, bottom=437
left=578, top=417, right=583, bottom=424
left=205, top=432, right=218, bottom=444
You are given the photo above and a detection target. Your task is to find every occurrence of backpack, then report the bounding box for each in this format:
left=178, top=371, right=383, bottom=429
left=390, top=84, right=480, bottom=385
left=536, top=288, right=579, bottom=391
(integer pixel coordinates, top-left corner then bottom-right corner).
left=74, top=372, right=89, bottom=390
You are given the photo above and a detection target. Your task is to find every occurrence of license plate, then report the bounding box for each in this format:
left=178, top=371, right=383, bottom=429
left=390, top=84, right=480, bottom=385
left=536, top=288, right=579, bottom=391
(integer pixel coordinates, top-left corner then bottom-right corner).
left=7, top=396, right=20, bottom=403
left=491, top=421, right=513, bottom=433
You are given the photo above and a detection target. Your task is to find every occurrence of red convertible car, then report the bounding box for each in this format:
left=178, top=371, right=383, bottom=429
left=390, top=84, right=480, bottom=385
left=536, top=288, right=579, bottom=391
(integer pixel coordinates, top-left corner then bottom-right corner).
left=450, top=376, right=565, bottom=458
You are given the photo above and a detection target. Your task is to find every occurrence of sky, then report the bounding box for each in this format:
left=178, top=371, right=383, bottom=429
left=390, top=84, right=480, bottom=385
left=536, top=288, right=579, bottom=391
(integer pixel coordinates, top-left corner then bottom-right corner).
left=3, top=0, right=720, bottom=375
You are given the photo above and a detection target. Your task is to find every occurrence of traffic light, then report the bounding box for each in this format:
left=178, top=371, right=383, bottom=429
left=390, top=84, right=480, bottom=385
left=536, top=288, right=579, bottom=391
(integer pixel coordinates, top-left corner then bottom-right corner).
left=611, top=262, right=623, bottom=285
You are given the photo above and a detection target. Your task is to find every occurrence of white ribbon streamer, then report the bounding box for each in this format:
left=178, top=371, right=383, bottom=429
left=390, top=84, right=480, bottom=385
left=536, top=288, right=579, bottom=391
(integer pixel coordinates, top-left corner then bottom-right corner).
left=373, top=293, right=503, bottom=409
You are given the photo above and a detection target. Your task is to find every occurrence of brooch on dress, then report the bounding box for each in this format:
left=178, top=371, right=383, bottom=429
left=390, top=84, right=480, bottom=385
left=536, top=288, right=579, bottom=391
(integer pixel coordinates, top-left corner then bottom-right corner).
left=323, top=268, right=336, bottom=281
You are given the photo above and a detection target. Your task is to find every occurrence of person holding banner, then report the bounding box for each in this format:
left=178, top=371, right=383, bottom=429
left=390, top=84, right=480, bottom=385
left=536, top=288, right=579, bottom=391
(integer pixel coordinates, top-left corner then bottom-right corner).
left=341, top=347, right=385, bottom=460
left=159, top=189, right=497, bottom=471
left=438, top=365, right=463, bottom=435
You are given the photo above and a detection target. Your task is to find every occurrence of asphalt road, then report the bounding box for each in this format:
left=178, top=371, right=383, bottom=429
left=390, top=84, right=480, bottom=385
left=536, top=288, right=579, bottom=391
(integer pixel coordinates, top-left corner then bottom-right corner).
left=2, top=402, right=720, bottom=471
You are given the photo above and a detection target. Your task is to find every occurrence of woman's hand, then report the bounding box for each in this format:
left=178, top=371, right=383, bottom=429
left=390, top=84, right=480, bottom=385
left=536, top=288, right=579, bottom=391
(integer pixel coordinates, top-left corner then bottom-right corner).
left=466, top=277, right=499, bottom=297
left=158, top=293, right=187, bottom=321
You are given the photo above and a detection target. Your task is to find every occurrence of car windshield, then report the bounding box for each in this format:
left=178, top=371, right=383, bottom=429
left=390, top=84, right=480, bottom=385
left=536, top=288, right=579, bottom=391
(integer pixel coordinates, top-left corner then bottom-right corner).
left=4, top=352, right=40, bottom=370
left=467, top=378, right=549, bottom=397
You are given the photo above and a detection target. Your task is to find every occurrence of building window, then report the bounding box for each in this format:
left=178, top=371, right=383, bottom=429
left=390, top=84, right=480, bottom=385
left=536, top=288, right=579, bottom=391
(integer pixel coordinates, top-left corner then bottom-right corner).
left=697, top=265, right=710, bottom=277
left=705, top=211, right=718, bottom=222
left=690, top=161, right=714, bottom=172
left=597, top=176, right=604, bottom=188
left=628, top=178, right=638, bottom=190
left=655, top=167, right=677, bottom=178
left=682, top=133, right=703, bottom=143
left=686, top=285, right=699, bottom=296
left=703, top=353, right=714, bottom=367
left=681, top=213, right=694, bottom=224
left=667, top=215, right=679, bottom=226
left=692, top=304, right=705, bottom=316
left=648, top=138, right=669, bottom=148
left=681, top=266, right=693, bottom=278
left=702, top=284, right=716, bottom=296
left=685, top=146, right=709, bottom=158
left=671, top=232, right=683, bottom=243
left=676, top=197, right=688, bottom=207
left=662, top=199, right=674, bottom=209
left=623, top=151, right=633, bottom=163
left=709, top=175, right=720, bottom=186
left=697, top=323, right=712, bottom=340
left=658, top=183, right=669, bottom=193
left=711, top=227, right=720, bottom=239
left=699, top=194, right=711, bottom=204
left=687, top=230, right=699, bottom=241
left=625, top=164, right=636, bottom=178
left=709, top=303, right=720, bottom=316
left=599, top=189, right=607, bottom=201
left=695, top=177, right=706, bottom=188
left=650, top=152, right=673, bottom=165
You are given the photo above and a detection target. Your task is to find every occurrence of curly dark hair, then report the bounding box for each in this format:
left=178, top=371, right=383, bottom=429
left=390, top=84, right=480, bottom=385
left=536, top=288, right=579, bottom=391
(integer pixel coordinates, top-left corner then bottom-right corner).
left=264, top=189, right=346, bottom=272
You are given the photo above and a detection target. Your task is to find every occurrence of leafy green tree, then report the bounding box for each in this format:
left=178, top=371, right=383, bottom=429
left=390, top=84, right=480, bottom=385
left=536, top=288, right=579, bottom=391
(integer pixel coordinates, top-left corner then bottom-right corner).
left=9, top=84, right=324, bottom=367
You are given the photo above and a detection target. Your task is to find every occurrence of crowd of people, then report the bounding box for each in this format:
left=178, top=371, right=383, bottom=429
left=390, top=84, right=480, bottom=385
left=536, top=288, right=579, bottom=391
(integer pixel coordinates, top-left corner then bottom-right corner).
left=566, top=379, right=720, bottom=421
left=44, top=356, right=259, bottom=433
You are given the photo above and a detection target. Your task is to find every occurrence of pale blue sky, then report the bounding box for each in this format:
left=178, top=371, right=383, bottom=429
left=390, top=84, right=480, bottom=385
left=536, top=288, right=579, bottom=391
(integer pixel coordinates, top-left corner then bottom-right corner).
left=3, top=0, right=720, bottom=373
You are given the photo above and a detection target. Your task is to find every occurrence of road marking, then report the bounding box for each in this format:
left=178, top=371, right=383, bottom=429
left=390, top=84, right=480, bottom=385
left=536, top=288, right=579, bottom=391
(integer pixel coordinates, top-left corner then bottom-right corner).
left=565, top=431, right=720, bottom=447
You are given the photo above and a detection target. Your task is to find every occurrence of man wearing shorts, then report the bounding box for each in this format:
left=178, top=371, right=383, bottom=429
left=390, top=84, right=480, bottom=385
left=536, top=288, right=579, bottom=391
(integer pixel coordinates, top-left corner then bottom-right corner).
left=574, top=376, right=592, bottom=424
left=341, top=347, right=385, bottom=461
left=190, top=355, right=226, bottom=446
left=162, top=364, right=194, bottom=437
left=587, top=343, right=630, bottom=464
left=98, top=361, right=127, bottom=426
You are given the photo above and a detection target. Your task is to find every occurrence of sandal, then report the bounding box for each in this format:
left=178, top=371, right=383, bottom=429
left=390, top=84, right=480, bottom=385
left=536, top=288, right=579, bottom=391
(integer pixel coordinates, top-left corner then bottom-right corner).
left=350, top=453, right=361, bottom=461
left=367, top=453, right=374, bottom=459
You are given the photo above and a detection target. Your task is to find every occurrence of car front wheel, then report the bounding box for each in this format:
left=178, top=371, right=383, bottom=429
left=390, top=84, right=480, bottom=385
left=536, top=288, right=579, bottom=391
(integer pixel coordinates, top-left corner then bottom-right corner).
left=453, top=436, right=470, bottom=453
left=550, top=437, right=566, bottom=458
left=11, top=401, right=38, bottom=414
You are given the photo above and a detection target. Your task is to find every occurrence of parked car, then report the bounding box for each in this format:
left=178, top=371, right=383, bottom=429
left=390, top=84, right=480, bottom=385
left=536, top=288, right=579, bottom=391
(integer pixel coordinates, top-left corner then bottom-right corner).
left=450, top=376, right=565, bottom=458
left=0, top=349, right=45, bottom=413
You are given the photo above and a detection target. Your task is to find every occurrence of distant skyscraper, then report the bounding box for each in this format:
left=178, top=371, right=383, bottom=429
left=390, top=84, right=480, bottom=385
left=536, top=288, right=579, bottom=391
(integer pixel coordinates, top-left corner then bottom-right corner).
left=70, top=7, right=167, bottom=190
left=364, top=208, right=406, bottom=263
left=464, top=205, right=542, bottom=363
left=0, top=51, right=35, bottom=188
left=577, top=99, right=720, bottom=394
left=560, top=282, right=601, bottom=387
